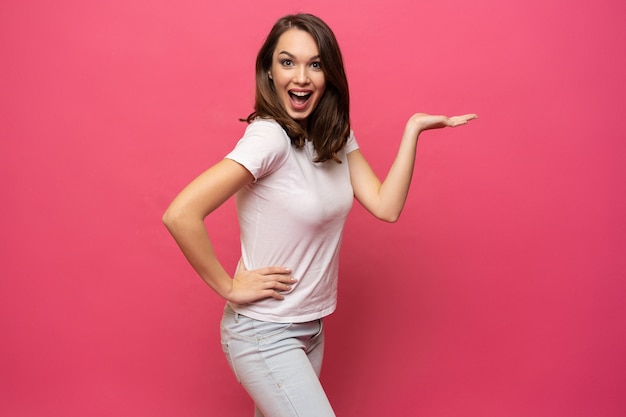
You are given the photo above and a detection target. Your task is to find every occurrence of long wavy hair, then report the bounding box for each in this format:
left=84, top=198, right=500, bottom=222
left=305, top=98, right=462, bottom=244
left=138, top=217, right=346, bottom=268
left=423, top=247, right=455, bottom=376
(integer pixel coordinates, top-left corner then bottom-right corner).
left=243, top=14, right=350, bottom=163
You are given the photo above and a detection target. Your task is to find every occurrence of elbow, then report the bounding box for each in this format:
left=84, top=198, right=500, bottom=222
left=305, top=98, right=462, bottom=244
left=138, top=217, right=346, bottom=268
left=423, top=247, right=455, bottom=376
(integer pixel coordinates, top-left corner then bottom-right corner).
left=163, top=198, right=209, bottom=232
left=379, top=213, right=400, bottom=223
left=162, top=202, right=206, bottom=233
left=368, top=200, right=405, bottom=223
left=162, top=205, right=185, bottom=230
left=366, top=205, right=403, bottom=223
left=162, top=209, right=175, bottom=230
left=376, top=209, right=402, bottom=223
left=161, top=210, right=172, bottom=228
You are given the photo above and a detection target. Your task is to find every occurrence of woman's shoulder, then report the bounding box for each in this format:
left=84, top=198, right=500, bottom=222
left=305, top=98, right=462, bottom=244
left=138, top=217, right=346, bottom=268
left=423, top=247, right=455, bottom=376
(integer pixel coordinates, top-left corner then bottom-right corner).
left=245, top=118, right=286, bottom=136
left=344, top=129, right=359, bottom=154
left=241, top=118, right=291, bottom=152
left=226, top=118, right=292, bottom=180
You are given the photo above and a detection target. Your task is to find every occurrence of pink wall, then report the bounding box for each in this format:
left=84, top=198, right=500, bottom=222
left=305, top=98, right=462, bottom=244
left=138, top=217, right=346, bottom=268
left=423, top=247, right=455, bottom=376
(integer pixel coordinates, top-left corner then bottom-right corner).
left=2, top=0, right=625, bottom=416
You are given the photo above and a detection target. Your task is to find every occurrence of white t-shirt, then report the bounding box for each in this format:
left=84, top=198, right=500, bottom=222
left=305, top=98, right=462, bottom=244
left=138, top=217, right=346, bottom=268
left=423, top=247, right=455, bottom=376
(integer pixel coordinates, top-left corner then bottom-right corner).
left=225, top=119, right=359, bottom=323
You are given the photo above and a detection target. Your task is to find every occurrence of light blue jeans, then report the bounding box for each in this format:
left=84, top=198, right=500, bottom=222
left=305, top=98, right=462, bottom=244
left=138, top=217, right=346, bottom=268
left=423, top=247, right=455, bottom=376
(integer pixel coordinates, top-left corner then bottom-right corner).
left=220, top=304, right=335, bottom=417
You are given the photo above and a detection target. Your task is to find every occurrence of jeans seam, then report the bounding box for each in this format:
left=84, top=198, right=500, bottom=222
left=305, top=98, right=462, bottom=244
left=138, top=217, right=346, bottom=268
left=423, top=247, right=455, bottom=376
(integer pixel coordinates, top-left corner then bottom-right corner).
left=258, top=343, right=301, bottom=416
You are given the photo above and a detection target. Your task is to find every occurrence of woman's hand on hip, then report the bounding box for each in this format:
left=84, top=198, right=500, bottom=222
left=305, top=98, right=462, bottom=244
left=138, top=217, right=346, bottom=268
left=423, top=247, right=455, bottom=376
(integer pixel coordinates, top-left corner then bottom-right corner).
left=226, top=261, right=297, bottom=304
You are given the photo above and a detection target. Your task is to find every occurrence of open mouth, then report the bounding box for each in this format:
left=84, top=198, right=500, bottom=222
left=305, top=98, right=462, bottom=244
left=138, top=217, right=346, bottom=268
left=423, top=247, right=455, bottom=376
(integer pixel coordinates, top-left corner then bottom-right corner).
left=289, top=91, right=312, bottom=108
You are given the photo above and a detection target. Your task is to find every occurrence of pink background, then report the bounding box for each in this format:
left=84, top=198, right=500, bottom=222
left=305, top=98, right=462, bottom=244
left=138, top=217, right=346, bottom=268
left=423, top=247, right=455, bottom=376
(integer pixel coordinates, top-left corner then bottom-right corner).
left=2, top=0, right=625, bottom=416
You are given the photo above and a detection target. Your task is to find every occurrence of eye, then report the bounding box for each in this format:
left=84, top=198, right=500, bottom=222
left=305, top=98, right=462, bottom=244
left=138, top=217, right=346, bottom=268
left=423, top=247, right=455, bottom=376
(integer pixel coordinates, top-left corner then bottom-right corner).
left=280, top=59, right=293, bottom=67
left=311, top=61, right=322, bottom=70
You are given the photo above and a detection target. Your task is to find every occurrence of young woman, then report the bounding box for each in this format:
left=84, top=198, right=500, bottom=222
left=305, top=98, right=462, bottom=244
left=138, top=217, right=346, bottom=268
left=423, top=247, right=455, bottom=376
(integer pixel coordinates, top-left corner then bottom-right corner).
left=163, top=13, right=476, bottom=417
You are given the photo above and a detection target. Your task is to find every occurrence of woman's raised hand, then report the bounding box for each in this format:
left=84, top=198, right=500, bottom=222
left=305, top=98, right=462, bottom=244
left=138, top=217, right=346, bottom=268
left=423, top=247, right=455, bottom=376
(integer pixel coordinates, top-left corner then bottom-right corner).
left=226, top=261, right=297, bottom=304
left=407, top=113, right=478, bottom=133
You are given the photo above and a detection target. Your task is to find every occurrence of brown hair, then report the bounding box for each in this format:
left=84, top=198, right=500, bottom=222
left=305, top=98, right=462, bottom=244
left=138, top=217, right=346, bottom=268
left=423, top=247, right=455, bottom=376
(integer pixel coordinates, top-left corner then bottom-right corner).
left=243, top=14, right=350, bottom=163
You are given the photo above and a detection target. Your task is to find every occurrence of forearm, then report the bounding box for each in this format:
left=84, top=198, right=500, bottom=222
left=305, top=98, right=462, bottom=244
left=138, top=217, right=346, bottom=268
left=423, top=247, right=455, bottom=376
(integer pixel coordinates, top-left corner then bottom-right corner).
left=355, top=112, right=477, bottom=222
left=375, top=124, right=421, bottom=221
left=162, top=213, right=233, bottom=298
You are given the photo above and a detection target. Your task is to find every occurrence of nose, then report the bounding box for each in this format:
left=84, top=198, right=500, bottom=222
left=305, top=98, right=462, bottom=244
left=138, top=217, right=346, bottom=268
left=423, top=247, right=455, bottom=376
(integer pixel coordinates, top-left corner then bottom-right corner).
left=294, top=66, right=309, bottom=84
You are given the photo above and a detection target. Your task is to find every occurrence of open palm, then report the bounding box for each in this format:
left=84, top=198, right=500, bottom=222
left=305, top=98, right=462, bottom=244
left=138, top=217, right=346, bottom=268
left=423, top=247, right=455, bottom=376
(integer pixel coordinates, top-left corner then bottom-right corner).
left=410, top=113, right=478, bottom=131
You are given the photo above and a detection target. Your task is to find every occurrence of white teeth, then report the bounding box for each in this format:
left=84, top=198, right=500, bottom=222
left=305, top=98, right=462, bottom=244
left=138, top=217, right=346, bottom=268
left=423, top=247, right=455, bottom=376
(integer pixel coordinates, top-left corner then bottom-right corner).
left=291, top=91, right=310, bottom=97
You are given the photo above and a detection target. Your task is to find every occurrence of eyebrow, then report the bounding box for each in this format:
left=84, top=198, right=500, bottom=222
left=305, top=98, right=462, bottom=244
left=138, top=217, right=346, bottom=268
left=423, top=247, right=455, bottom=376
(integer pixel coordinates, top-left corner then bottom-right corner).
left=277, top=51, right=320, bottom=60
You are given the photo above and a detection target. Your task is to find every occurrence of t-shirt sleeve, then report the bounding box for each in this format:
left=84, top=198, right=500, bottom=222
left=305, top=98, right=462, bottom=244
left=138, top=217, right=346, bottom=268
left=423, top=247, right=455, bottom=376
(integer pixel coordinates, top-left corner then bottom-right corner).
left=225, top=120, right=291, bottom=181
left=344, top=130, right=359, bottom=154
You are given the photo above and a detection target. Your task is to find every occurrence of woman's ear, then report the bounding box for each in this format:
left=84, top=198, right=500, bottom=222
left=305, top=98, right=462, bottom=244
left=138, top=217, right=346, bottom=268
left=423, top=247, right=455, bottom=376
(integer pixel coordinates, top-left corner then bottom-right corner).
left=268, top=71, right=273, bottom=80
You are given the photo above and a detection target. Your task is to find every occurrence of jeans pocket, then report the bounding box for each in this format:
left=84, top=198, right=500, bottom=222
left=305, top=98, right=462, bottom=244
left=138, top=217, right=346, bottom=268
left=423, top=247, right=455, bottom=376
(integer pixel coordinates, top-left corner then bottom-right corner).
left=311, top=319, right=324, bottom=339
left=252, top=320, right=293, bottom=345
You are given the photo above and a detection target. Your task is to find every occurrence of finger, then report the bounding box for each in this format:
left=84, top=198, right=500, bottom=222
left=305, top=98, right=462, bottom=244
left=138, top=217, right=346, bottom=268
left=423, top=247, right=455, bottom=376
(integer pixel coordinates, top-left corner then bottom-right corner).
left=258, top=265, right=293, bottom=276
left=268, top=289, right=285, bottom=300
left=448, top=114, right=478, bottom=127
left=263, top=279, right=293, bottom=292
left=275, top=273, right=298, bottom=284
left=458, top=113, right=478, bottom=122
left=256, top=288, right=286, bottom=300
left=271, top=292, right=285, bottom=300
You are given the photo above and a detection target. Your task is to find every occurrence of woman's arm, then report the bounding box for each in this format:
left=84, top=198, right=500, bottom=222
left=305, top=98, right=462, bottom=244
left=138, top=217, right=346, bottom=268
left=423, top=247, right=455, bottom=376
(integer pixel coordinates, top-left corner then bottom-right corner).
left=162, top=159, right=296, bottom=303
left=348, top=113, right=477, bottom=222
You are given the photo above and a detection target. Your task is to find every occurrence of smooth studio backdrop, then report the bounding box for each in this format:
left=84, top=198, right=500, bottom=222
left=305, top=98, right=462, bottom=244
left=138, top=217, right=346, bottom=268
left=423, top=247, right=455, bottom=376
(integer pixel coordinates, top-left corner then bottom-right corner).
left=2, top=0, right=625, bottom=416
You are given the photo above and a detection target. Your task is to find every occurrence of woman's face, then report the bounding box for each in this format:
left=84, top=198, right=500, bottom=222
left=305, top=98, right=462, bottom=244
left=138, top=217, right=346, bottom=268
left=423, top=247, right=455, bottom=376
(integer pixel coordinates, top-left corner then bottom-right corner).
left=269, top=29, right=326, bottom=123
